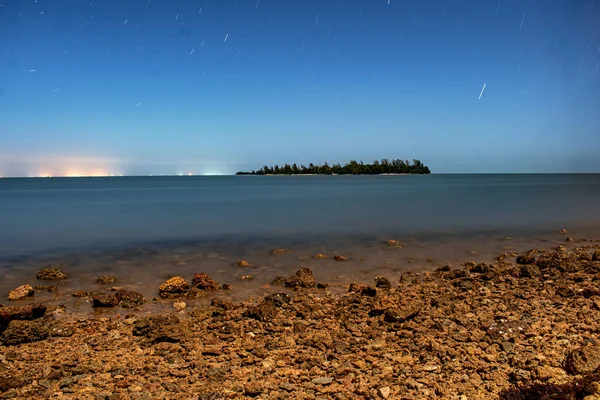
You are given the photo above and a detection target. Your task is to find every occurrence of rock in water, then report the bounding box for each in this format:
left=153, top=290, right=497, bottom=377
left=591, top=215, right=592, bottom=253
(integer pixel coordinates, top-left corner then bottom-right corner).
left=271, top=248, right=289, bottom=254
left=173, top=301, right=186, bottom=311
left=0, top=320, right=49, bottom=346
left=285, top=268, right=316, bottom=289
left=36, top=267, right=68, bottom=280
left=334, top=255, right=348, bottom=261
left=566, top=346, right=600, bottom=375
left=92, top=294, right=118, bottom=308
left=192, top=273, right=220, bottom=290
left=115, top=289, right=146, bottom=308
left=313, top=254, right=327, bottom=259
left=96, top=276, right=117, bottom=284
left=7, top=285, right=34, bottom=301
left=159, top=276, right=190, bottom=298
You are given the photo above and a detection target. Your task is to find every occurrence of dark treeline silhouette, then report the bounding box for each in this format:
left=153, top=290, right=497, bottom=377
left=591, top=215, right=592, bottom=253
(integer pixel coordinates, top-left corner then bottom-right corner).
left=236, top=159, right=431, bottom=175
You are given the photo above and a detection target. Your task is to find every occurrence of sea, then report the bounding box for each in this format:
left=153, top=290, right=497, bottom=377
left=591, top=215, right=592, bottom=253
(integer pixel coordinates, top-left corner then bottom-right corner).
left=1, top=174, right=599, bottom=311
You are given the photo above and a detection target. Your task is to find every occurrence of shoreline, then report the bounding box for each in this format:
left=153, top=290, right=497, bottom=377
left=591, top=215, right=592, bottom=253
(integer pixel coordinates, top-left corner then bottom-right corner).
left=2, top=237, right=600, bottom=398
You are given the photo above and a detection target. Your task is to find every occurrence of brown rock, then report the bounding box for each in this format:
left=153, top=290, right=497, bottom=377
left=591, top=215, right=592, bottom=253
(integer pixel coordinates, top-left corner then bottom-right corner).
left=92, top=294, right=118, bottom=308
left=132, top=314, right=187, bottom=343
left=96, top=276, right=117, bottom=284
left=237, top=260, right=250, bottom=267
left=0, top=376, right=25, bottom=392
left=516, top=251, right=537, bottom=265
left=519, top=265, right=541, bottom=278
left=36, top=267, right=68, bottom=280
left=566, top=346, right=600, bottom=375
left=334, top=255, right=348, bottom=261
left=211, top=298, right=234, bottom=310
left=271, top=248, right=289, bottom=254
left=115, top=289, right=146, bottom=308
left=593, top=250, right=600, bottom=262
left=7, top=284, right=34, bottom=301
left=387, top=239, right=402, bottom=248
left=285, top=268, right=316, bottom=289
left=0, top=304, right=47, bottom=327
left=222, top=284, right=233, bottom=290
left=383, top=305, right=421, bottom=323
left=566, top=237, right=576, bottom=242
left=375, top=276, right=392, bottom=289
left=243, top=300, right=278, bottom=321
left=317, top=282, right=329, bottom=289
left=244, top=381, right=263, bottom=396
left=241, top=275, right=253, bottom=281
left=173, top=301, right=186, bottom=311
left=72, top=290, right=89, bottom=297
left=0, top=319, right=49, bottom=345
left=271, top=276, right=286, bottom=285
left=264, top=293, right=291, bottom=307
left=348, top=283, right=366, bottom=293
left=192, top=273, right=220, bottom=290
left=436, top=265, right=452, bottom=272
left=159, top=276, right=190, bottom=298
left=313, top=254, right=328, bottom=259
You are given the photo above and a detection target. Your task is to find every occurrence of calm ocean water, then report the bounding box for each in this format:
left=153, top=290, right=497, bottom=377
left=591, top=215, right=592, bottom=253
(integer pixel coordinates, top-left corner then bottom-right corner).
left=1, top=174, right=599, bottom=259
left=1, top=174, right=599, bottom=310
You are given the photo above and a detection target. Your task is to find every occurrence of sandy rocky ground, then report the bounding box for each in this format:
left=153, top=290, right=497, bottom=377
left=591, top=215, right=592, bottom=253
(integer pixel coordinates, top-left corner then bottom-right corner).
left=2, top=238, right=600, bottom=399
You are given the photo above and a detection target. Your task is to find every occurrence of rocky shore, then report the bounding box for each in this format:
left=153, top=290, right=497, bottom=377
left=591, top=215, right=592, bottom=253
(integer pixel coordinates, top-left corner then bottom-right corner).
left=2, top=239, right=600, bottom=399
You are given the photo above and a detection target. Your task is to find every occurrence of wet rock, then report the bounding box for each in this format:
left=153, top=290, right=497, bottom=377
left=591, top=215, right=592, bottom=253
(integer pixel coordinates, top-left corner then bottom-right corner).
left=241, top=275, right=253, bottom=281
left=173, top=301, right=186, bottom=311
left=211, top=298, right=233, bottom=310
left=387, top=239, right=402, bottom=249
left=566, top=346, right=600, bottom=375
left=435, top=265, right=452, bottom=272
left=516, top=251, right=537, bottom=265
left=7, top=284, right=34, bottom=301
left=317, top=282, right=329, bottom=289
left=192, top=273, right=220, bottom=290
left=469, top=263, right=490, bottom=274
left=264, top=293, right=291, bottom=307
left=442, top=269, right=468, bottom=280
left=313, top=254, right=328, bottom=259
left=519, top=265, right=541, bottom=278
left=92, top=294, right=118, bottom=308
left=560, top=229, right=569, bottom=234
left=36, top=267, right=68, bottom=280
left=159, top=276, right=190, bottom=298
left=186, top=287, right=208, bottom=299
left=237, top=260, right=250, bottom=267
left=566, top=237, right=576, bottom=242
left=96, top=276, right=117, bottom=284
left=34, top=285, right=58, bottom=293
left=348, top=283, right=366, bottom=293
left=243, top=300, right=278, bottom=321
left=0, top=304, right=47, bottom=327
left=375, top=276, right=392, bottom=289
left=115, top=289, right=146, bottom=308
left=222, top=284, right=233, bottom=290
left=0, top=319, right=49, bottom=345
left=72, top=290, right=89, bottom=297
left=271, top=248, right=289, bottom=254
left=361, top=286, right=377, bottom=297
left=271, top=276, right=286, bottom=285
left=334, top=255, right=348, bottom=262
left=593, top=250, right=600, bottom=262
left=285, top=268, right=316, bottom=289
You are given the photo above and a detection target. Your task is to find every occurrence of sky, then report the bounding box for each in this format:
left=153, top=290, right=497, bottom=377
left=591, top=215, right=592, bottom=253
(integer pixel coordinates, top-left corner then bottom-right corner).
left=0, top=0, right=599, bottom=176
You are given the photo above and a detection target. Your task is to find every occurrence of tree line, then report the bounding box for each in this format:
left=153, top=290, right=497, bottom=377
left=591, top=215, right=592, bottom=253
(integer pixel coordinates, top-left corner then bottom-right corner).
left=236, top=159, right=431, bottom=175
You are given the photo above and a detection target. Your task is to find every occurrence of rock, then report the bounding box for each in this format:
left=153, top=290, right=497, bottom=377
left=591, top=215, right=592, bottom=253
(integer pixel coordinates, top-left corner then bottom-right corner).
left=361, top=286, right=377, bottom=297
left=92, top=294, right=118, bottom=308
left=241, top=275, right=253, bottom=281
left=133, top=314, right=187, bottom=343
left=115, top=289, right=146, bottom=308
left=519, top=264, right=541, bottom=278
left=243, top=299, right=278, bottom=321
left=7, top=284, right=34, bottom=301
left=211, top=298, right=233, bottom=310
left=159, top=276, right=190, bottom=298
left=442, top=269, right=468, bottom=280
left=72, top=290, right=89, bottom=297
left=375, top=276, right=392, bottom=289
left=36, top=267, right=68, bottom=280
left=0, top=304, right=47, bottom=327
left=348, top=283, right=366, bottom=293
left=96, top=276, right=117, bottom=284
left=173, top=301, right=186, bottom=311
left=263, top=293, right=291, bottom=307
left=560, top=229, right=569, bottom=234
left=566, top=237, right=576, bottom=242
left=34, top=285, right=57, bottom=293
left=470, top=263, right=490, bottom=274
left=334, top=255, right=348, bottom=262
left=244, top=381, right=263, bottom=396
left=192, top=273, right=220, bottom=290
left=313, top=254, right=328, bottom=259
left=312, top=377, right=334, bottom=385
left=271, top=276, right=286, bottom=285
left=378, top=386, right=391, bottom=399
left=387, top=239, right=402, bottom=248
left=48, top=320, right=75, bottom=337
left=317, top=282, right=329, bottom=289
left=516, top=251, right=537, bottom=265
left=436, top=265, right=452, bottom=272
left=237, top=260, right=250, bottom=267
left=222, top=284, right=233, bottom=290
left=566, top=346, right=600, bottom=375
left=383, top=305, right=421, bottom=323
left=593, top=250, right=600, bottom=262
left=285, top=268, right=316, bottom=289
left=271, top=248, right=289, bottom=254
left=0, top=376, right=25, bottom=392
left=423, top=365, right=438, bottom=372
left=0, top=319, right=49, bottom=345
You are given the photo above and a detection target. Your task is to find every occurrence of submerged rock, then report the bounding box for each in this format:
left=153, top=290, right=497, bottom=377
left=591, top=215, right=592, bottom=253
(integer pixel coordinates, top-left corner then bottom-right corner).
left=72, top=290, right=89, bottom=297
left=92, top=294, right=118, bottom=308
left=96, top=276, right=117, bottom=284
left=285, top=268, right=316, bottom=289
left=7, top=284, right=34, bottom=301
left=159, top=276, right=190, bottom=298
left=192, top=273, right=220, bottom=290
left=173, top=301, right=186, bottom=311
left=334, top=255, right=348, bottom=262
left=237, top=260, right=250, bottom=267
left=115, top=289, right=146, bottom=308
left=36, top=267, right=68, bottom=280
left=1, top=319, right=49, bottom=345
left=313, top=254, right=328, bottom=259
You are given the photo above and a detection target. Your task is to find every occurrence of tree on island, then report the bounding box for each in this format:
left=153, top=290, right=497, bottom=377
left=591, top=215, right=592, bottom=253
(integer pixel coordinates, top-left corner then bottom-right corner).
left=236, top=159, right=431, bottom=175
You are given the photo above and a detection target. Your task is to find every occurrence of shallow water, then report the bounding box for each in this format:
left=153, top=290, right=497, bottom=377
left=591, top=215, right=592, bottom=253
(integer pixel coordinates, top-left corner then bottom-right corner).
left=1, top=174, right=599, bottom=313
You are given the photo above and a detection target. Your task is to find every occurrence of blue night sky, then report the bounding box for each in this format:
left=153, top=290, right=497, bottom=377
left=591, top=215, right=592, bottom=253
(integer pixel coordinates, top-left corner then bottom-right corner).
left=0, top=0, right=599, bottom=176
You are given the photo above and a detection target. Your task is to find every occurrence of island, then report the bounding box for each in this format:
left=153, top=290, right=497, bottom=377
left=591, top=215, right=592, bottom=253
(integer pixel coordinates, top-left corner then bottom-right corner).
left=236, top=159, right=431, bottom=175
